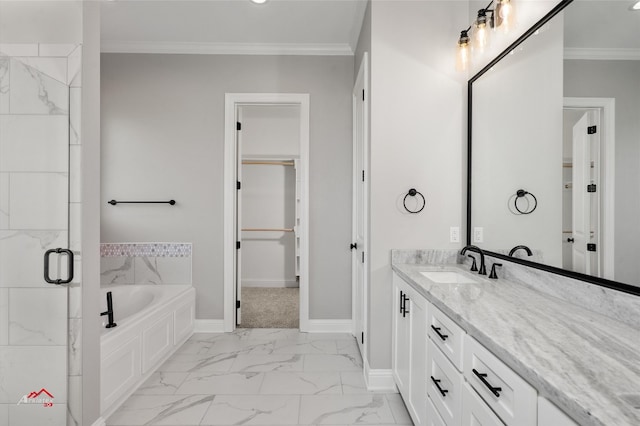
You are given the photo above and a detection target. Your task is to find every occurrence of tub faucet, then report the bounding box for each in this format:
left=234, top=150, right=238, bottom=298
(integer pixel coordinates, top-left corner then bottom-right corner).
left=100, top=291, right=117, bottom=328
left=460, top=245, right=486, bottom=275
left=509, top=245, right=533, bottom=257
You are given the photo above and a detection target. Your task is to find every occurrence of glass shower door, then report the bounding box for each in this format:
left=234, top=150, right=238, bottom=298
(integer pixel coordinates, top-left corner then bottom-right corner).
left=0, top=46, right=75, bottom=425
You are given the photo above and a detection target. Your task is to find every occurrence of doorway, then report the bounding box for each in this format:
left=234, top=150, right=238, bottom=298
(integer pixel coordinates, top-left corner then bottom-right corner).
left=224, top=94, right=310, bottom=332
left=562, top=97, right=615, bottom=279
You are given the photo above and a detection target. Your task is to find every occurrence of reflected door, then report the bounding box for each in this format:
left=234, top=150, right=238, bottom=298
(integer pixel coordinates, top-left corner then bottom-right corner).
left=0, top=53, right=71, bottom=424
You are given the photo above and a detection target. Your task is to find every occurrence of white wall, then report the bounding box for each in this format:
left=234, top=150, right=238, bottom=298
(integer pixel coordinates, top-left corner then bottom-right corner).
left=365, top=0, right=469, bottom=369
left=564, top=60, right=640, bottom=284
left=0, top=1, right=82, bottom=44
left=101, top=54, right=354, bottom=320
left=240, top=105, right=299, bottom=288
left=471, top=19, right=564, bottom=266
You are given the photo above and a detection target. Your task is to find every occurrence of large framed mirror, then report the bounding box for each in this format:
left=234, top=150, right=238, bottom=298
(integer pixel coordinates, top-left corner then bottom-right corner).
left=468, top=0, right=640, bottom=295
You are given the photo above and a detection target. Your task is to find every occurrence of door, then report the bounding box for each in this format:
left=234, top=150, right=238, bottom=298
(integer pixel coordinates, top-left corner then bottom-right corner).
left=571, top=111, right=599, bottom=275
left=0, top=53, right=72, bottom=423
left=352, top=53, right=368, bottom=355
left=235, top=108, right=243, bottom=325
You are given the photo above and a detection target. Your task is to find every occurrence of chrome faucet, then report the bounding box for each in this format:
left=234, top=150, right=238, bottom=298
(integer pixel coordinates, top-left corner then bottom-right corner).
left=100, top=291, right=117, bottom=329
left=460, top=245, right=486, bottom=275
left=508, top=245, right=533, bottom=257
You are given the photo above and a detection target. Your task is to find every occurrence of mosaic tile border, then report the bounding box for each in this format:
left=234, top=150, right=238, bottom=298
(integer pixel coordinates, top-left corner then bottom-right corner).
left=100, top=243, right=192, bottom=258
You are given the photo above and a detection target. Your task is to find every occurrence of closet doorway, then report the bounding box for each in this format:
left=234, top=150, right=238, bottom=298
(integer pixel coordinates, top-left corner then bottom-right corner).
left=224, top=94, right=310, bottom=332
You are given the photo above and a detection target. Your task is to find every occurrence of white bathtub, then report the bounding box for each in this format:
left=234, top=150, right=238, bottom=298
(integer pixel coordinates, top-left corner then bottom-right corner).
left=100, top=285, right=195, bottom=418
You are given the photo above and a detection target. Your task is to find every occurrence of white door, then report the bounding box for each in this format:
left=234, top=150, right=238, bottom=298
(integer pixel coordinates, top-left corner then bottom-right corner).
left=572, top=111, right=599, bottom=275
left=352, top=53, right=368, bottom=354
left=235, top=107, right=243, bottom=325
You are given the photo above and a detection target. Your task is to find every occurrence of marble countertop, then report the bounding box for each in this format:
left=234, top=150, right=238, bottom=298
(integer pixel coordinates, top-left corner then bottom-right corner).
left=392, top=262, right=640, bottom=426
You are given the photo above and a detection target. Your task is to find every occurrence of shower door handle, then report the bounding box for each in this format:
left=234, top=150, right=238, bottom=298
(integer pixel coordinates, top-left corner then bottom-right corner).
left=44, top=248, right=74, bottom=285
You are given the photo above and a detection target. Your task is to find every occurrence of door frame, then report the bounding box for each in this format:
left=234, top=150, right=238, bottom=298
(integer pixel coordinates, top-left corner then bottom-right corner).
left=352, top=53, right=369, bottom=358
left=563, top=97, right=615, bottom=280
left=223, top=93, right=310, bottom=332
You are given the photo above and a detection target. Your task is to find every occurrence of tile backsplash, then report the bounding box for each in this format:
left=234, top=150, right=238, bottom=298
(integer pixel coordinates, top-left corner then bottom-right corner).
left=100, top=243, right=192, bottom=285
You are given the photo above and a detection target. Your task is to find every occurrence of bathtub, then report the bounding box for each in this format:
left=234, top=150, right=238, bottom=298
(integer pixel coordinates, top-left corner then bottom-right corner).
left=100, top=285, right=195, bottom=418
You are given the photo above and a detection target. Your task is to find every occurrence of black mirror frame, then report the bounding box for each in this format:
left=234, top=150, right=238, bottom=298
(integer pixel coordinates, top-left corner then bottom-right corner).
left=466, top=0, right=640, bottom=297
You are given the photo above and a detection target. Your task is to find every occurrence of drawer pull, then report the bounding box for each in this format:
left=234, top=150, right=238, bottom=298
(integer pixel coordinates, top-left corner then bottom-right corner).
left=431, top=325, right=449, bottom=341
left=399, top=291, right=404, bottom=313
left=402, top=294, right=410, bottom=317
left=472, top=368, right=502, bottom=397
left=430, top=376, right=449, bottom=397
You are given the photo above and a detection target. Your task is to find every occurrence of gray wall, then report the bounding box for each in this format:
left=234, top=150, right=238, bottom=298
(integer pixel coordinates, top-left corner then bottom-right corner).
left=365, top=0, right=469, bottom=369
left=564, top=59, right=640, bottom=284
left=100, top=54, right=354, bottom=320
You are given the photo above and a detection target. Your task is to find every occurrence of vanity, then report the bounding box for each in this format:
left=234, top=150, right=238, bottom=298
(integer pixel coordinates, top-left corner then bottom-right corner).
left=391, top=252, right=640, bottom=426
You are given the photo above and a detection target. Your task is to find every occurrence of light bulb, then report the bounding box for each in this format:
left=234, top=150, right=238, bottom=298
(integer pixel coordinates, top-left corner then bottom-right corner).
left=474, top=21, right=488, bottom=52
left=496, top=0, right=514, bottom=33
left=456, top=30, right=471, bottom=72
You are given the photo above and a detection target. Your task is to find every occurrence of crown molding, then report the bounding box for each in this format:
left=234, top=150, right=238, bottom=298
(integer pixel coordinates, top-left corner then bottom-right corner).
left=101, top=41, right=354, bottom=56
left=564, top=47, right=640, bottom=60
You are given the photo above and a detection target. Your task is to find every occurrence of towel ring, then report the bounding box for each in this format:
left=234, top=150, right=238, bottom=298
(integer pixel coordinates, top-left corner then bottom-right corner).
left=403, top=188, right=426, bottom=214
left=514, top=189, right=537, bottom=215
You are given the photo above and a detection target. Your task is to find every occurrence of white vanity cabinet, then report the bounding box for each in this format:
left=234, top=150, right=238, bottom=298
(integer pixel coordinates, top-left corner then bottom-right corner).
left=392, top=272, right=580, bottom=426
left=392, top=273, right=428, bottom=425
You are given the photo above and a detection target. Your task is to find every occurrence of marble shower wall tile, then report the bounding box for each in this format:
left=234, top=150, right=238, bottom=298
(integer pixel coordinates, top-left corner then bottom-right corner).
left=0, top=173, right=8, bottom=229
left=0, top=44, right=38, bottom=57
left=9, top=58, right=68, bottom=114
left=69, top=88, right=81, bottom=144
left=67, top=375, right=82, bottom=426
left=68, top=318, right=81, bottom=376
left=9, top=173, right=68, bottom=230
left=9, top=287, right=67, bottom=345
left=0, top=57, right=8, bottom=113
left=0, top=289, right=8, bottom=345
left=0, top=231, right=67, bottom=287
left=9, top=403, right=66, bottom=426
left=0, top=116, right=69, bottom=172
left=0, top=346, right=67, bottom=403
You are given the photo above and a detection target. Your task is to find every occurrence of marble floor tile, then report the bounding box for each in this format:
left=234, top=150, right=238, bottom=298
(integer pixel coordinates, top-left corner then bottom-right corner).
left=385, top=393, right=413, bottom=424
left=158, top=351, right=237, bottom=374
left=247, top=328, right=307, bottom=341
left=106, top=394, right=214, bottom=426
left=134, top=372, right=189, bottom=395
left=299, top=394, right=395, bottom=425
left=305, top=333, right=355, bottom=341
left=200, top=395, right=300, bottom=425
left=304, top=354, right=363, bottom=372
left=340, top=372, right=370, bottom=394
left=176, top=372, right=265, bottom=395
left=230, top=353, right=304, bottom=372
left=273, top=339, right=337, bottom=355
left=210, top=338, right=276, bottom=356
left=259, top=372, right=342, bottom=395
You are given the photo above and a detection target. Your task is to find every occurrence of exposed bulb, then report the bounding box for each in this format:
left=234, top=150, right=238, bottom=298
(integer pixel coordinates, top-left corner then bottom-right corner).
left=474, top=21, right=488, bottom=52
left=456, top=30, right=471, bottom=72
left=496, top=0, right=514, bottom=33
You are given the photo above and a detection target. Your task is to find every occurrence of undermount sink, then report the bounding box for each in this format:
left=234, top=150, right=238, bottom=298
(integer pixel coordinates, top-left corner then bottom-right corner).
left=419, top=270, right=480, bottom=284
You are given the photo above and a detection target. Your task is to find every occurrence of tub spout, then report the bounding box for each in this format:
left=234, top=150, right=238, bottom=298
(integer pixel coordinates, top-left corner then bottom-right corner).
left=100, top=291, right=117, bottom=328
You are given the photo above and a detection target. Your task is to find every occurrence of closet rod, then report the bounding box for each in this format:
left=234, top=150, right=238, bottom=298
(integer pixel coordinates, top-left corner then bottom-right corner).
left=242, top=228, right=294, bottom=232
left=242, top=160, right=295, bottom=166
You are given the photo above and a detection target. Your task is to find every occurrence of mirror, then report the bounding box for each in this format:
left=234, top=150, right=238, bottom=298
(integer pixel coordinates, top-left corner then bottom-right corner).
left=469, top=0, right=640, bottom=293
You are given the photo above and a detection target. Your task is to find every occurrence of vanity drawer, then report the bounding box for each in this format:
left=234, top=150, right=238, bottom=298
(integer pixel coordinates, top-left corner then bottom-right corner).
left=427, top=340, right=462, bottom=426
left=428, top=303, right=465, bottom=371
left=462, top=382, right=504, bottom=426
left=426, top=396, right=448, bottom=426
left=464, top=336, right=536, bottom=426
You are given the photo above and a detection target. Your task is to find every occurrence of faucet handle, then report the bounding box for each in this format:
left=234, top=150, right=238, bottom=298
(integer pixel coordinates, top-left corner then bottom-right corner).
left=467, top=255, right=478, bottom=272
left=489, top=263, right=503, bottom=279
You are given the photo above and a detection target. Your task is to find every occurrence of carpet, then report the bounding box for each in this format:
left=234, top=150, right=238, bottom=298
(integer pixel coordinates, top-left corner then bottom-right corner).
left=238, top=287, right=300, bottom=328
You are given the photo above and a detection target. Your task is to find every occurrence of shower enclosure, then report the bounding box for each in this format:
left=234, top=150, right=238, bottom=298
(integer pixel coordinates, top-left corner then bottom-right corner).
left=0, top=43, right=81, bottom=425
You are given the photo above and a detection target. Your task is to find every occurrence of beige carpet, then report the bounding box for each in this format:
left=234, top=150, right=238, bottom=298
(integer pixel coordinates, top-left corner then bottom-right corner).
left=238, top=287, right=299, bottom=328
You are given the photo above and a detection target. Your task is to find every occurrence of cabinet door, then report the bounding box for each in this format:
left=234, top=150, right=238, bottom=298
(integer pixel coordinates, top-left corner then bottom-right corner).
left=392, top=276, right=411, bottom=397
left=462, top=382, right=504, bottom=426
left=408, top=293, right=427, bottom=425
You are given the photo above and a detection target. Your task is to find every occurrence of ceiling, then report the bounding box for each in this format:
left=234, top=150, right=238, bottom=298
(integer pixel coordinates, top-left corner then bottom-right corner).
left=100, top=0, right=368, bottom=55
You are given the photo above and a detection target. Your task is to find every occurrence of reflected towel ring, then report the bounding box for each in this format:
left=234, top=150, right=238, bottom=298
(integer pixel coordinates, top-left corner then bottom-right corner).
left=514, top=189, right=537, bottom=214
left=403, top=188, right=426, bottom=214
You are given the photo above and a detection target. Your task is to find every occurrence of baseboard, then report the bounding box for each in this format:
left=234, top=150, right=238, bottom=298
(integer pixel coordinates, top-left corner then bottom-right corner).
left=194, top=319, right=225, bottom=333
left=305, top=319, right=353, bottom=333
left=364, top=359, right=397, bottom=392
left=242, top=279, right=299, bottom=288
left=91, top=417, right=106, bottom=426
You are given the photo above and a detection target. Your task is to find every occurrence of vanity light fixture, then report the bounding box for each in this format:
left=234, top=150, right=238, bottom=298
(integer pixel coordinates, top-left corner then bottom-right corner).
left=456, top=0, right=516, bottom=71
left=633, top=1, right=640, bottom=10
left=250, top=0, right=268, bottom=4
